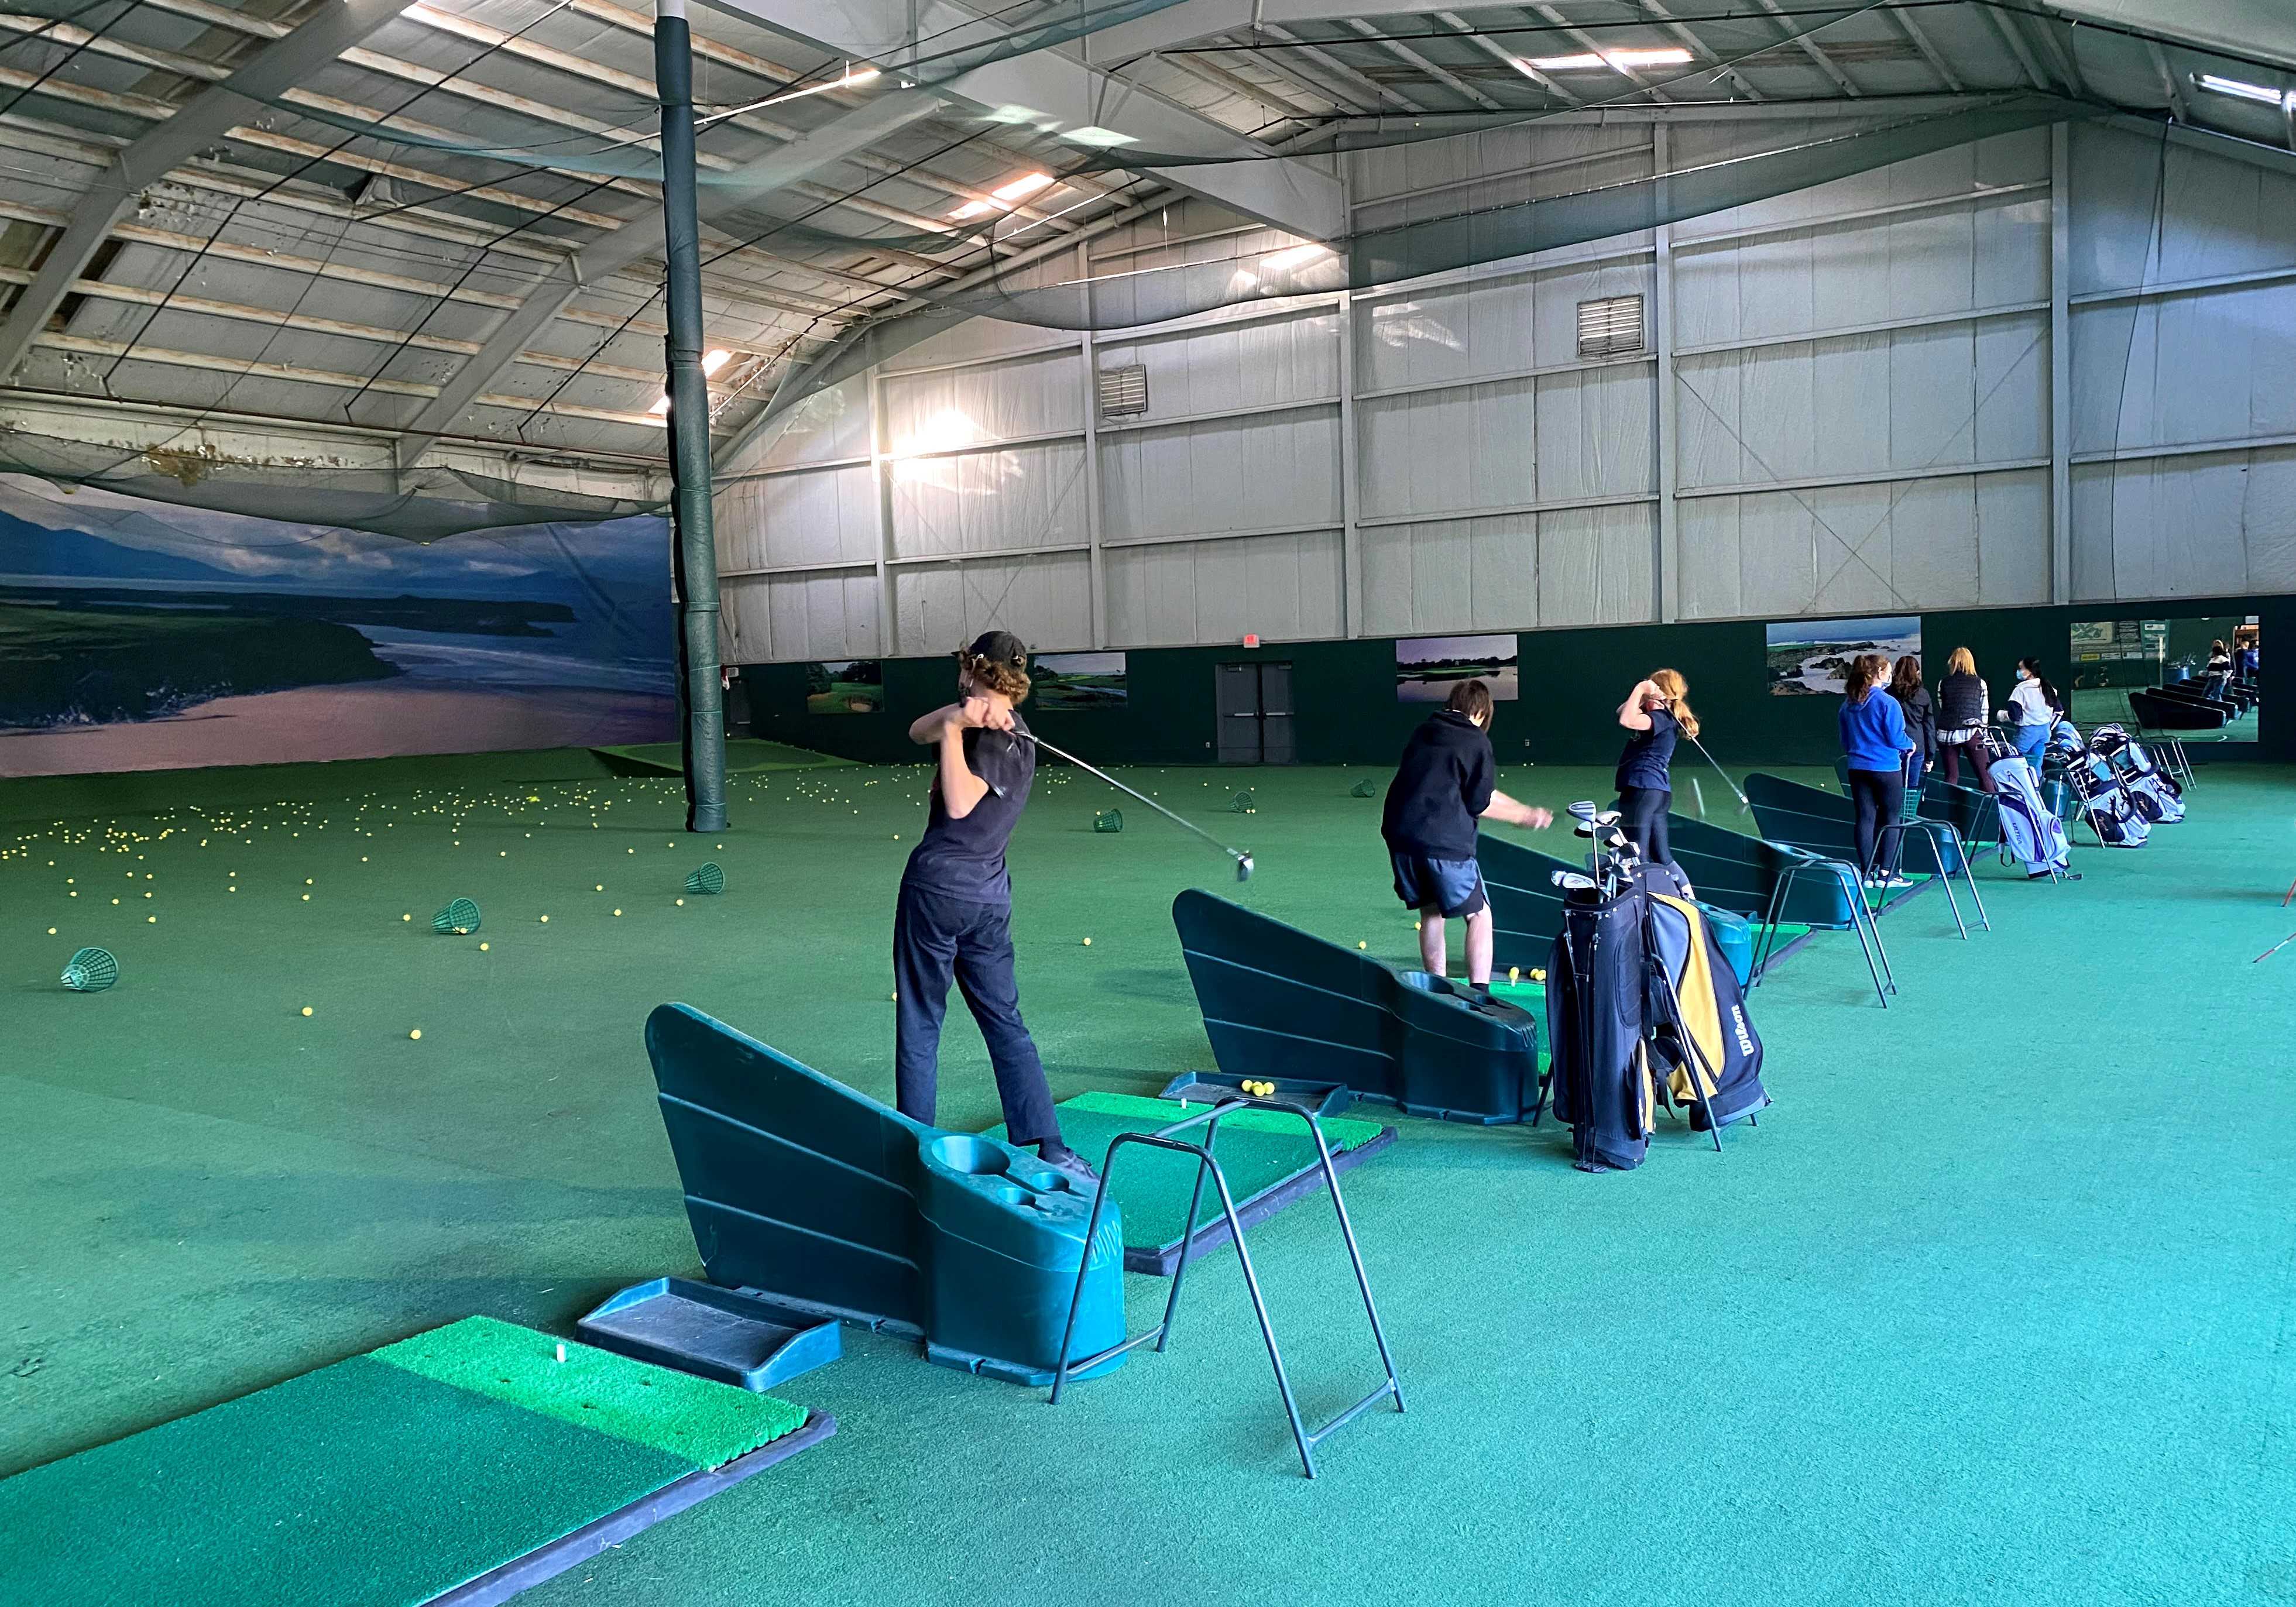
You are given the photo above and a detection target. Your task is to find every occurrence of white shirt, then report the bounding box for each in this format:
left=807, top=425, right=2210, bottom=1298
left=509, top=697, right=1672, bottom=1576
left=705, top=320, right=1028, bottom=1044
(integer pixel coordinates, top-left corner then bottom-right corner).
left=2006, top=680, right=2053, bottom=726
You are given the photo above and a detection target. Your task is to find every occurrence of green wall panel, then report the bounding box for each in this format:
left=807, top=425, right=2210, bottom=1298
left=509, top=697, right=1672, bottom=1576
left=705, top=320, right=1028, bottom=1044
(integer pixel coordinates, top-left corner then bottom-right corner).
left=743, top=595, right=2291, bottom=770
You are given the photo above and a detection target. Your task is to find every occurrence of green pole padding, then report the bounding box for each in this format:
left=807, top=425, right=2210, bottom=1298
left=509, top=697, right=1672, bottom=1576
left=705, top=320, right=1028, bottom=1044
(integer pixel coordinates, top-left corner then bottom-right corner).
left=655, top=0, right=726, bottom=834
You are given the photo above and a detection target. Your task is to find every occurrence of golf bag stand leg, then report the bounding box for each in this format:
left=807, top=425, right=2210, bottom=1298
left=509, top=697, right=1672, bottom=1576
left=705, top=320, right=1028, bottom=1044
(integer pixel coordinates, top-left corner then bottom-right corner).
left=1648, top=964, right=1725, bottom=1154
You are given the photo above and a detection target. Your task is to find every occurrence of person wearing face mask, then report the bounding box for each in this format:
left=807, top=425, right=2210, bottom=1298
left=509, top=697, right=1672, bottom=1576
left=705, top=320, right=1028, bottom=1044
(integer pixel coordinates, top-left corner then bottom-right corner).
left=1998, top=656, right=2062, bottom=776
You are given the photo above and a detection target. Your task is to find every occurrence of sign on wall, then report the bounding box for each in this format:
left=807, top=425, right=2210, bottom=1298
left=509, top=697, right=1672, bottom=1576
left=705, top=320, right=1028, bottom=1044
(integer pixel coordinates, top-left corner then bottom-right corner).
left=1395, top=634, right=1519, bottom=704
left=1032, top=651, right=1126, bottom=712
left=1764, top=616, right=1921, bottom=696
left=803, top=660, right=884, bottom=714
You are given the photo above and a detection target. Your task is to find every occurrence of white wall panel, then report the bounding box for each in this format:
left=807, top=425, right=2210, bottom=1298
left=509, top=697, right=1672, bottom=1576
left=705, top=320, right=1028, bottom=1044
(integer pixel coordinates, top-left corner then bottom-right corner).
left=751, top=376, right=870, bottom=471
left=1100, top=412, right=1341, bottom=541
left=1097, top=308, right=1340, bottom=415
left=1679, top=469, right=2049, bottom=620
left=1538, top=503, right=1655, bottom=627
left=1357, top=379, right=1535, bottom=519
left=718, top=464, right=877, bottom=575
left=1533, top=366, right=1656, bottom=502
left=891, top=551, right=1096, bottom=655
left=2070, top=445, right=2296, bottom=602
left=890, top=442, right=1087, bottom=560
left=1359, top=516, right=1540, bottom=636
left=881, top=349, right=1083, bottom=449
left=729, top=570, right=882, bottom=662
left=1105, top=531, right=1345, bottom=646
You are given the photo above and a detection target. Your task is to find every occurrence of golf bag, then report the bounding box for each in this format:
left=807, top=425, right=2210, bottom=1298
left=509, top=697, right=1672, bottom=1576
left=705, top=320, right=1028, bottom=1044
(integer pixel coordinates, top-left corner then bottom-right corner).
left=2045, top=719, right=2087, bottom=767
left=1986, top=753, right=2071, bottom=877
left=2087, top=723, right=2185, bottom=823
left=2061, top=746, right=2151, bottom=847
left=1547, top=881, right=1768, bottom=1173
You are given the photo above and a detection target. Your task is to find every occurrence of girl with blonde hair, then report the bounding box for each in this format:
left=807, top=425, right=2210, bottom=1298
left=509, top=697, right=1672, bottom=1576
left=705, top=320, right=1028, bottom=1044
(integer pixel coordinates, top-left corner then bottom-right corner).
left=1615, top=668, right=1697, bottom=872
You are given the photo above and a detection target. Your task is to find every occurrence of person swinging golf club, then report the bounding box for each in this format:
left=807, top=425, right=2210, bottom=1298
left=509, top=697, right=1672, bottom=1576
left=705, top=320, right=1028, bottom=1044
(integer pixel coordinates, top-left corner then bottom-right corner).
left=1381, top=678, right=1552, bottom=988
left=894, top=630, right=1098, bottom=1191
left=1614, top=668, right=1698, bottom=891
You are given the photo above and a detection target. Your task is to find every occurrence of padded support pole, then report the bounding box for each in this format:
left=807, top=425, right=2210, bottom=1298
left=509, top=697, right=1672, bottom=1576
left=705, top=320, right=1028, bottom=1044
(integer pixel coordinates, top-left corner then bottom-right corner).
left=656, top=0, right=726, bottom=832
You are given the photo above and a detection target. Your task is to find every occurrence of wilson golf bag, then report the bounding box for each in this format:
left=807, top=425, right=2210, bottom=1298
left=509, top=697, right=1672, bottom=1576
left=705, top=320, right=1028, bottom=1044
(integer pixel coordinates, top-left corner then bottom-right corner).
left=1986, top=751, right=2072, bottom=877
left=2061, top=746, right=2151, bottom=847
left=2088, top=723, right=2184, bottom=823
left=1547, top=880, right=1768, bottom=1173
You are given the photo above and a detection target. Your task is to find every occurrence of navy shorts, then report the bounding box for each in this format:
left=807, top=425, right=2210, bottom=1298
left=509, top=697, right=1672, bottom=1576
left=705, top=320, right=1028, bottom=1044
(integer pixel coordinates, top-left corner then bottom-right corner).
left=1391, top=852, right=1487, bottom=918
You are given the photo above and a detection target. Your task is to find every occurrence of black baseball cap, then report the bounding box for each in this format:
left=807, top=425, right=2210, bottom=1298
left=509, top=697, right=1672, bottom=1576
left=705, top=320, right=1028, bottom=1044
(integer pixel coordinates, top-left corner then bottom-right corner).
left=963, top=630, right=1028, bottom=669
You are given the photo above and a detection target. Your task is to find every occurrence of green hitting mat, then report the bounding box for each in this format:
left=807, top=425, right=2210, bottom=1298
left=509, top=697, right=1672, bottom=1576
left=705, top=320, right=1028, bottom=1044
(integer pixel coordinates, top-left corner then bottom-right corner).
left=990, top=1091, right=1395, bottom=1276
left=590, top=739, right=854, bottom=775
left=0, top=1317, right=828, bottom=1607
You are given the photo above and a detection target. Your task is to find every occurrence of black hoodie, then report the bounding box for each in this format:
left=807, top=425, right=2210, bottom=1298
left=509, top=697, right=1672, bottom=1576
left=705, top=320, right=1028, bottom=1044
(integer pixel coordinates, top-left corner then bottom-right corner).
left=1381, top=709, right=1495, bottom=859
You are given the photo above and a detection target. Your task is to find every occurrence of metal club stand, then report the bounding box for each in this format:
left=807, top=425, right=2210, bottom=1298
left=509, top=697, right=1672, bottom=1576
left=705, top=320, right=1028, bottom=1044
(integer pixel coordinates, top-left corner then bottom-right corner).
left=1753, top=850, right=1896, bottom=1007
left=1048, top=1090, right=1405, bottom=1479
left=1876, top=818, right=1989, bottom=939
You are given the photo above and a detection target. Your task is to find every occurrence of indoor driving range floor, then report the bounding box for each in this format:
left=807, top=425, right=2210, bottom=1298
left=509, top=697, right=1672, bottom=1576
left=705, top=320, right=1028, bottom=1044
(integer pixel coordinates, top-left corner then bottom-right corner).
left=4, top=751, right=2292, bottom=1605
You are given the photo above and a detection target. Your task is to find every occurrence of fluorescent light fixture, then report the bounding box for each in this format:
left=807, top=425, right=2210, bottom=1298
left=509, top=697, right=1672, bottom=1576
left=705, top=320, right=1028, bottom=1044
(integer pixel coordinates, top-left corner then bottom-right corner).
left=949, top=171, right=1054, bottom=220
left=1520, top=46, right=1693, bottom=71
left=753, top=64, right=880, bottom=109
left=1064, top=126, right=1137, bottom=147
left=2194, top=72, right=2287, bottom=107
left=648, top=352, right=732, bottom=413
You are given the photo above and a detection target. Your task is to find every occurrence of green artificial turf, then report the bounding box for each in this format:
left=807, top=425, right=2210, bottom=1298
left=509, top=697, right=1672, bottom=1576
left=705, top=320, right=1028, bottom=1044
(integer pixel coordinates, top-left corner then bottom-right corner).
left=5, top=754, right=2295, bottom=1606
left=373, top=1316, right=804, bottom=1469
left=987, top=1091, right=1389, bottom=1255
left=0, top=1355, right=694, bottom=1607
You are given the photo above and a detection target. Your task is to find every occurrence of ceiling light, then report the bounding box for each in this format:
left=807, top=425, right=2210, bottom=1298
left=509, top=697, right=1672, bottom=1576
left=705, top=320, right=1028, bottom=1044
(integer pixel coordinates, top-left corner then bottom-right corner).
left=2194, top=73, right=2287, bottom=108
left=702, top=349, right=731, bottom=375
left=950, top=171, right=1054, bottom=220
left=1065, top=126, right=1137, bottom=147
left=647, top=396, right=671, bottom=416
left=1521, top=46, right=1693, bottom=71
left=750, top=65, right=880, bottom=109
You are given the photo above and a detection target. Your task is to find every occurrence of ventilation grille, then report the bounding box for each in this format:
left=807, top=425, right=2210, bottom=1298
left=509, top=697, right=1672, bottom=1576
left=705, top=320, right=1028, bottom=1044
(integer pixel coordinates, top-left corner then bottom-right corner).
left=1096, top=362, right=1148, bottom=418
left=1576, top=294, right=1645, bottom=359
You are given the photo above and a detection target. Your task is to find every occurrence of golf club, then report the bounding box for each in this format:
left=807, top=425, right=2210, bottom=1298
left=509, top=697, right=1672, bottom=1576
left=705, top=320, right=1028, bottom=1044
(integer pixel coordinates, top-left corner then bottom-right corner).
left=1679, top=725, right=1752, bottom=813
left=1014, top=730, right=1254, bottom=881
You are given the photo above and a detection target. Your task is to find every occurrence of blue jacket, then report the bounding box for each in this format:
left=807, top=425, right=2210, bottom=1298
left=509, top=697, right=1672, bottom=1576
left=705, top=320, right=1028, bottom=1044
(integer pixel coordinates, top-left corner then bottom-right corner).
left=1840, top=689, right=1913, bottom=771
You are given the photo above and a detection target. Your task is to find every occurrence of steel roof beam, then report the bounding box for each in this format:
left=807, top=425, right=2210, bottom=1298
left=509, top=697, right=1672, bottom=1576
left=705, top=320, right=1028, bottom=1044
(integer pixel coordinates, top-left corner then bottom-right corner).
left=0, top=0, right=406, bottom=383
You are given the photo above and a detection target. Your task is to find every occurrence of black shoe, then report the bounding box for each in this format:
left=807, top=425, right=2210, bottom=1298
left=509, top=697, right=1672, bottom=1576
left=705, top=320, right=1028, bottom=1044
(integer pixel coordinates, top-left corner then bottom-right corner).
left=1036, top=1142, right=1101, bottom=1194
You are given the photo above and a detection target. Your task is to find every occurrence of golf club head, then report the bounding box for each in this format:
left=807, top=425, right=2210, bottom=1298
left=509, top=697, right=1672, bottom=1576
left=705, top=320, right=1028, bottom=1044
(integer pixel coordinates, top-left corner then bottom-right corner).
left=1235, top=853, right=1254, bottom=883
left=1550, top=870, right=1598, bottom=892
left=1566, top=799, right=1600, bottom=824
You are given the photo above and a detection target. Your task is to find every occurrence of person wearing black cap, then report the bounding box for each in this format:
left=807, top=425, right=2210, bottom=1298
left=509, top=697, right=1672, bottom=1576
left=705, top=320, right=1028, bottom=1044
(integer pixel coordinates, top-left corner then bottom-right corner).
left=894, top=630, right=1096, bottom=1189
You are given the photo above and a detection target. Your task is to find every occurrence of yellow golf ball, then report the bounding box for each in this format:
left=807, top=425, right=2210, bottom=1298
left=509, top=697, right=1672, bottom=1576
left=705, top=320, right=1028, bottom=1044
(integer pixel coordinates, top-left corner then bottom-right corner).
left=409, top=1029, right=422, bottom=1041
left=479, top=942, right=490, bottom=952
left=301, top=1007, right=313, bottom=1017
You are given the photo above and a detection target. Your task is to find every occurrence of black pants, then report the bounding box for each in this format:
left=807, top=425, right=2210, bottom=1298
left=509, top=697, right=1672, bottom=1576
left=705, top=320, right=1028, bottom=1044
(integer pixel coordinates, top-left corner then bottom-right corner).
left=892, top=883, right=1061, bottom=1147
left=1845, top=767, right=1906, bottom=878
left=1617, top=785, right=1672, bottom=866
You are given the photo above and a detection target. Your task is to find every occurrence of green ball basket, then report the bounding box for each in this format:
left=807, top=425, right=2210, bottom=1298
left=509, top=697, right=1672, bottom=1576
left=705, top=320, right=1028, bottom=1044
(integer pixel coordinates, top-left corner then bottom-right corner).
left=1093, top=810, right=1123, bottom=833
left=433, top=897, right=482, bottom=934
left=1350, top=779, right=1378, bottom=798
left=1227, top=791, right=1256, bottom=815
left=62, top=947, right=118, bottom=993
left=685, top=863, right=726, bottom=895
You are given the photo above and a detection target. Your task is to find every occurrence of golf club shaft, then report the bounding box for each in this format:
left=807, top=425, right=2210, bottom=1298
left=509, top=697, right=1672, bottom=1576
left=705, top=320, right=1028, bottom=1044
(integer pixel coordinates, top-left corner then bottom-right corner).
left=1680, top=728, right=1749, bottom=807
left=1014, top=731, right=1249, bottom=864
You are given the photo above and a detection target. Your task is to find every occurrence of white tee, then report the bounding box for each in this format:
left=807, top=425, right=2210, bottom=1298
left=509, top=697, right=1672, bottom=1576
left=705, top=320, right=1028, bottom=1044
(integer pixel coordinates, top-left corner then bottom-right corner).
left=2005, top=679, right=2053, bottom=727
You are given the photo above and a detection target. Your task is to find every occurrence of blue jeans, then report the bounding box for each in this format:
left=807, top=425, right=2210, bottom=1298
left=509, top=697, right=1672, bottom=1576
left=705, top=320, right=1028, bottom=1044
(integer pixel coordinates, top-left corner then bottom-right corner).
left=2014, top=724, right=2049, bottom=772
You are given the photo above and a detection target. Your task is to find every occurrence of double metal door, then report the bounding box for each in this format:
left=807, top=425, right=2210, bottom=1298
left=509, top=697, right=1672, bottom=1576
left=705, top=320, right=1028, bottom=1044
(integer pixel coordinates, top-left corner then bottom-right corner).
left=1216, top=662, right=1295, bottom=765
